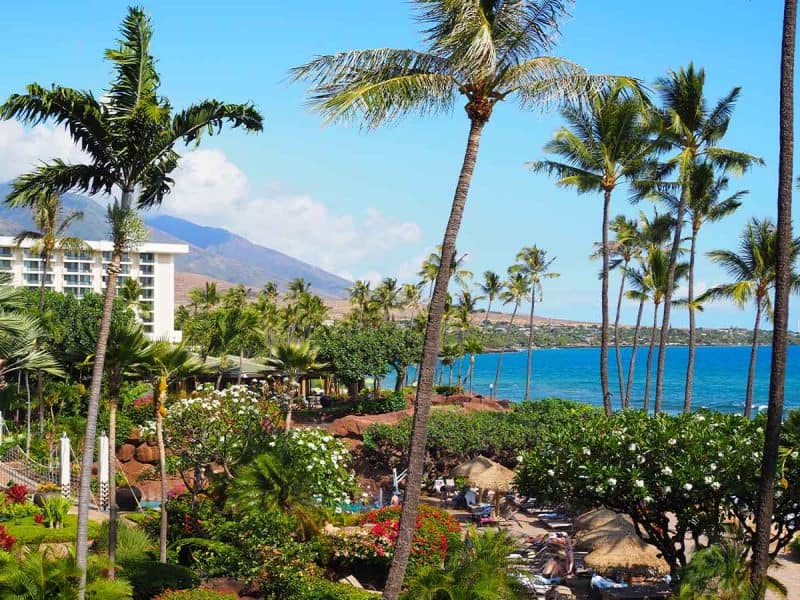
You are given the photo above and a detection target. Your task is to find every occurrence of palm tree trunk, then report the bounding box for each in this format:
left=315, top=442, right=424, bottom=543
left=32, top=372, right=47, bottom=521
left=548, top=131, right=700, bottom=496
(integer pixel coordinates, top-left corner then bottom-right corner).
left=37, top=253, right=48, bottom=437
left=643, top=303, right=659, bottom=414
left=469, top=355, right=475, bottom=396
left=655, top=187, right=687, bottom=412
left=492, top=303, right=519, bottom=399
left=285, top=380, right=296, bottom=432
left=625, top=297, right=646, bottom=408
left=237, top=349, right=244, bottom=385
left=614, top=263, right=628, bottom=409
left=744, top=304, right=762, bottom=418
left=108, top=397, right=118, bottom=578
left=600, top=189, right=612, bottom=415
left=684, top=229, right=699, bottom=413
left=383, top=115, right=487, bottom=600
left=156, top=383, right=168, bottom=563
left=753, top=1, right=797, bottom=584
left=24, top=373, right=31, bottom=454
left=76, top=238, right=123, bottom=595
left=524, top=290, right=536, bottom=401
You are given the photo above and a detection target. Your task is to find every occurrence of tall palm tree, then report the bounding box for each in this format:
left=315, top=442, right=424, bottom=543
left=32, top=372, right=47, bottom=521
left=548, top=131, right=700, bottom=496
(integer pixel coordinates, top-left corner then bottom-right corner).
left=463, top=336, right=484, bottom=396
left=657, top=162, right=745, bottom=412
left=373, top=277, right=403, bottom=320
left=294, top=2, right=623, bottom=593
left=0, top=8, right=263, bottom=586
left=606, top=215, right=641, bottom=408
left=421, top=246, right=474, bottom=295
left=101, top=321, right=153, bottom=578
left=189, top=281, right=221, bottom=312
left=150, top=342, right=205, bottom=563
left=479, top=270, right=503, bottom=325
left=287, top=277, right=311, bottom=301
left=753, top=0, right=797, bottom=586
left=529, top=83, right=654, bottom=414
left=647, top=63, right=762, bottom=414
left=453, top=290, right=483, bottom=384
left=492, top=271, right=529, bottom=399
left=700, top=218, right=800, bottom=417
left=401, top=282, right=423, bottom=320
left=119, top=278, right=151, bottom=322
left=264, top=341, right=326, bottom=431
left=513, top=246, right=558, bottom=401
left=12, top=190, right=86, bottom=435
left=348, top=280, right=373, bottom=323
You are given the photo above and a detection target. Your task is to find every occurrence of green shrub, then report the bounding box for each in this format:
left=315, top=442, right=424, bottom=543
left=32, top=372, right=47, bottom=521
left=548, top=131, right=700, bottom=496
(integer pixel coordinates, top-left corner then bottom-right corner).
left=121, top=560, right=198, bottom=600
left=354, top=392, right=406, bottom=415
left=434, top=385, right=461, bottom=395
left=2, top=515, right=100, bottom=544
left=301, top=577, right=377, bottom=599
left=0, top=498, right=39, bottom=520
left=40, top=495, right=71, bottom=528
left=154, top=590, right=236, bottom=600
left=94, top=520, right=155, bottom=562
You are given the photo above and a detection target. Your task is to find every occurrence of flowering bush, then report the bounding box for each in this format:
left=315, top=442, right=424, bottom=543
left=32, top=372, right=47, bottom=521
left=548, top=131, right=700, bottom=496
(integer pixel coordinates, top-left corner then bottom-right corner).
left=5, top=484, right=28, bottom=504
left=329, top=504, right=461, bottom=574
left=0, top=525, right=15, bottom=551
left=273, top=428, right=356, bottom=507
left=516, top=409, right=800, bottom=576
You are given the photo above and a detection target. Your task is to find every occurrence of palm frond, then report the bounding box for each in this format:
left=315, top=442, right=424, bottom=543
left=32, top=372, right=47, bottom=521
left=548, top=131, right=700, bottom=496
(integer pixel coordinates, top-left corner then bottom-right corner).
left=7, top=161, right=115, bottom=204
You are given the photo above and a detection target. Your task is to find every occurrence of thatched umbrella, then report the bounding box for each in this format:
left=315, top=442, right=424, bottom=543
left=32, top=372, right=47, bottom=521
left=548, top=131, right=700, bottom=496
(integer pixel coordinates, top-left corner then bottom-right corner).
left=468, top=463, right=516, bottom=492
left=584, top=535, right=669, bottom=575
left=453, top=455, right=496, bottom=478
left=574, top=515, right=637, bottom=551
left=574, top=508, right=622, bottom=532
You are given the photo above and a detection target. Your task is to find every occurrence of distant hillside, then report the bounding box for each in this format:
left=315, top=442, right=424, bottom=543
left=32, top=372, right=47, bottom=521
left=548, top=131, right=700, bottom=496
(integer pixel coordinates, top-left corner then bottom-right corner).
left=0, top=184, right=351, bottom=297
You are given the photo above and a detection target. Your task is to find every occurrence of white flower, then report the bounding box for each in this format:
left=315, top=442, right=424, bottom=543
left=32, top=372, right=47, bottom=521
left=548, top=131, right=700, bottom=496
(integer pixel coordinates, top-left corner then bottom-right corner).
left=628, top=443, right=637, bottom=451
left=547, top=469, right=555, bottom=477
left=710, top=463, right=717, bottom=471
left=516, top=455, right=524, bottom=463
left=792, top=451, right=799, bottom=460
left=668, top=438, right=677, bottom=446
left=664, top=486, right=672, bottom=493
left=711, top=482, right=721, bottom=491
left=661, top=466, right=673, bottom=476
left=637, top=455, right=645, bottom=464
left=704, top=476, right=713, bottom=484
left=695, top=414, right=706, bottom=421
left=643, top=496, right=653, bottom=504
left=583, top=447, right=591, bottom=456
left=683, top=483, right=693, bottom=491
left=607, top=477, right=617, bottom=487
left=635, top=479, right=645, bottom=488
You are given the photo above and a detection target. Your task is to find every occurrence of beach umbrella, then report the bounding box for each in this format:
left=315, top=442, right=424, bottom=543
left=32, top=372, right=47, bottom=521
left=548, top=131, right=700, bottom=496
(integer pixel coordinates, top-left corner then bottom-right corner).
left=584, top=535, right=669, bottom=574
left=574, top=508, right=622, bottom=532
left=574, top=516, right=637, bottom=551
left=453, top=455, right=496, bottom=478
left=468, top=463, right=516, bottom=492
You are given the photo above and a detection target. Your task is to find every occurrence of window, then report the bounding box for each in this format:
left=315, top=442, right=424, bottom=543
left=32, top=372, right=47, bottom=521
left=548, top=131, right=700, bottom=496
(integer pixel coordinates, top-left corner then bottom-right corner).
left=0, top=259, right=11, bottom=271
left=141, top=289, right=154, bottom=299
left=139, top=276, right=154, bottom=288
left=139, top=264, right=154, bottom=275
left=23, top=261, right=52, bottom=273
left=65, top=251, right=93, bottom=261
left=24, top=274, right=53, bottom=285
left=64, top=274, right=93, bottom=286
left=64, top=287, right=88, bottom=298
left=64, top=262, right=93, bottom=274
left=102, top=252, right=130, bottom=263
left=0, top=247, right=12, bottom=257
left=139, top=252, right=154, bottom=264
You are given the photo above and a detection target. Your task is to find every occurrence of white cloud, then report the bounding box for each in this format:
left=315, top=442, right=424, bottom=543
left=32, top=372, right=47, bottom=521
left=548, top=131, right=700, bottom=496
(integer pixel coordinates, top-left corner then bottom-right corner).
left=0, top=121, right=87, bottom=182
left=165, top=149, right=422, bottom=275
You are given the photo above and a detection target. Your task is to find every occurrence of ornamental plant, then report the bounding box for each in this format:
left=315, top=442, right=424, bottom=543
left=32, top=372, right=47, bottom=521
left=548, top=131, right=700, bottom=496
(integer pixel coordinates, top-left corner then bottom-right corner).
left=4, top=484, right=28, bottom=504
left=515, top=409, right=800, bottom=577
left=0, top=526, right=15, bottom=551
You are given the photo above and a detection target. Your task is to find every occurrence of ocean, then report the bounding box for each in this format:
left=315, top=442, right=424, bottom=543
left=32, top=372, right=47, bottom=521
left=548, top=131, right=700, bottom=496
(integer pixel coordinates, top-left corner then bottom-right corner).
left=437, top=345, right=800, bottom=414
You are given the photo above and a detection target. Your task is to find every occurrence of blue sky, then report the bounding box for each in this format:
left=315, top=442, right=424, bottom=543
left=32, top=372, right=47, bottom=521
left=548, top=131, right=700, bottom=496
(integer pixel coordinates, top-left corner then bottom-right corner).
left=0, top=1, right=792, bottom=328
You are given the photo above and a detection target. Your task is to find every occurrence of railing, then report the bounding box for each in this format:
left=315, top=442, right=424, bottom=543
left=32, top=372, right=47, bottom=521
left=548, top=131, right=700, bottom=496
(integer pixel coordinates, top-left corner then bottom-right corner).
left=0, top=445, right=79, bottom=496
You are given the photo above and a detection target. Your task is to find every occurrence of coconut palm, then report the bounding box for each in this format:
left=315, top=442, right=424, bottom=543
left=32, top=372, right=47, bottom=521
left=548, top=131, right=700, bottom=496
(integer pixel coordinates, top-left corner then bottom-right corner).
left=150, top=342, right=206, bottom=563
left=512, top=246, right=558, bottom=401
left=0, top=7, right=263, bottom=584
left=101, top=321, right=153, bottom=578
left=699, top=218, right=800, bottom=417
left=479, top=270, right=503, bottom=326
left=645, top=63, right=763, bottom=414
left=421, top=246, right=474, bottom=296
left=491, top=271, right=529, bottom=399
left=294, top=2, right=626, bottom=591
left=529, top=82, right=655, bottom=414
left=439, top=342, right=460, bottom=388
left=373, top=277, right=403, bottom=320
left=119, top=278, right=151, bottom=322
left=401, top=282, right=423, bottom=320
left=752, top=1, right=797, bottom=585
left=463, top=336, right=484, bottom=396
left=453, top=290, right=483, bottom=384
left=264, top=341, right=326, bottom=431
left=189, top=282, right=221, bottom=313
left=286, top=277, right=311, bottom=301
left=348, top=280, right=373, bottom=324
left=657, top=162, right=745, bottom=412
left=606, top=215, right=641, bottom=408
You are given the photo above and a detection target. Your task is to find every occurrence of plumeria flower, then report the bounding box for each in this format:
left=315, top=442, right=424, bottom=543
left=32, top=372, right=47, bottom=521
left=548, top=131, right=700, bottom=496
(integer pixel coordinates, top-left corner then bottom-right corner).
left=635, top=479, right=645, bottom=488
left=711, top=482, right=721, bottom=491
left=668, top=438, right=677, bottom=446
left=607, top=478, right=617, bottom=487
left=547, top=469, right=555, bottom=477
left=661, top=466, right=673, bottom=476
left=683, top=483, right=693, bottom=491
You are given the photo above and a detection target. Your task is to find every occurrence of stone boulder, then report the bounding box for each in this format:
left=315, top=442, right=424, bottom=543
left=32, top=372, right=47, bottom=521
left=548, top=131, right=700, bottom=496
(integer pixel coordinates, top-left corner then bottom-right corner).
left=135, top=444, right=160, bottom=464
left=117, top=443, right=136, bottom=463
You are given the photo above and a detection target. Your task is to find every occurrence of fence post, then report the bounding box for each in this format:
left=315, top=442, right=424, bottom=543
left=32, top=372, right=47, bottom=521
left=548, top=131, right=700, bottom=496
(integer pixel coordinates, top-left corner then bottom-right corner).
left=60, top=433, right=71, bottom=498
left=98, top=431, right=109, bottom=511
left=0, top=411, right=3, bottom=445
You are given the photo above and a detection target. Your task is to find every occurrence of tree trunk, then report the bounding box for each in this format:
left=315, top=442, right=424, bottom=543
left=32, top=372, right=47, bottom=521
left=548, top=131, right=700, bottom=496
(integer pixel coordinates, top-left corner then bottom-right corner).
left=25, top=373, right=31, bottom=455
left=236, top=349, right=243, bottom=385
left=483, top=299, right=492, bottom=327
left=382, top=116, right=487, bottom=600
left=394, top=367, right=405, bottom=393
left=753, top=1, right=796, bottom=586
left=600, top=189, right=612, bottom=415
left=36, top=255, right=47, bottom=437
left=469, top=355, right=475, bottom=396
left=625, top=297, right=646, bottom=408
left=524, top=290, right=536, bottom=401
left=743, top=304, right=763, bottom=418
left=492, top=303, right=519, bottom=399
left=643, top=303, right=659, bottom=414
left=76, top=229, right=124, bottom=596
left=614, top=263, right=628, bottom=409
left=285, top=380, right=296, bottom=432
left=683, top=229, right=699, bottom=413
left=655, top=185, right=687, bottom=412
left=156, top=383, right=168, bottom=563
left=108, top=397, right=118, bottom=579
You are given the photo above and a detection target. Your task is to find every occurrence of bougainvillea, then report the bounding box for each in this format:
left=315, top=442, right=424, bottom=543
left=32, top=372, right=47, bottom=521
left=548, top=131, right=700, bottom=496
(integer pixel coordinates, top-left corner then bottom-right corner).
left=0, top=525, right=15, bottom=551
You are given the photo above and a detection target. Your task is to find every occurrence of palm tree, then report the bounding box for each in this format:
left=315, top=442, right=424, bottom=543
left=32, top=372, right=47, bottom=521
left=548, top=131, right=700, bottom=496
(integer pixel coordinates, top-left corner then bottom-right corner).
left=492, top=271, right=529, bottom=399
left=657, top=162, right=745, bottom=412
left=700, top=218, right=800, bottom=417
left=264, top=341, right=326, bottom=431
left=513, top=246, right=558, bottom=401
left=479, top=270, right=503, bottom=326
left=752, top=0, right=797, bottom=586
left=401, top=282, right=423, bottom=320
left=119, top=278, right=151, bottom=322
left=530, top=83, right=654, bottom=414
left=373, top=277, right=403, bottom=320
left=228, top=447, right=322, bottom=540
left=453, top=290, right=483, bottom=384
left=12, top=189, right=85, bottom=436
left=421, top=246, right=474, bottom=296
left=439, top=342, right=459, bottom=388
left=287, top=277, right=311, bottom=301
left=189, top=282, right=221, bottom=312
left=0, top=8, right=263, bottom=586
left=606, top=215, right=641, bottom=408
left=463, top=336, right=484, bottom=396
left=101, top=321, right=153, bottom=578
left=647, top=63, right=762, bottom=414
left=348, top=280, right=373, bottom=323
left=293, top=2, right=623, bottom=593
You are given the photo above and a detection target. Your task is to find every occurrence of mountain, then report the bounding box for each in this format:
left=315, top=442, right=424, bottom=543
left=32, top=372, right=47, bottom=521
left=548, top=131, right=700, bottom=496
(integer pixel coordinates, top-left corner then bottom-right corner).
left=0, top=185, right=351, bottom=298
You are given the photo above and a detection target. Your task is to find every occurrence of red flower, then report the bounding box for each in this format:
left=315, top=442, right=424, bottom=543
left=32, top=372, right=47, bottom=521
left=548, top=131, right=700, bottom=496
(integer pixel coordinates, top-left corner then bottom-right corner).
left=34, top=514, right=44, bottom=524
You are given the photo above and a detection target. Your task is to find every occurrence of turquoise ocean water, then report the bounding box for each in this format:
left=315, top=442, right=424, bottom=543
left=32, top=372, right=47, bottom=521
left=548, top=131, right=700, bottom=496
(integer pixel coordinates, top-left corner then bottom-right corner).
left=435, top=345, right=800, bottom=414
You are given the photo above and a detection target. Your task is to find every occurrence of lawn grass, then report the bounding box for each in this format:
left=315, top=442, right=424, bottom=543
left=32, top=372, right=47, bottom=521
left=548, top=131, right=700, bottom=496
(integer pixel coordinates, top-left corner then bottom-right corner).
left=2, top=515, right=100, bottom=544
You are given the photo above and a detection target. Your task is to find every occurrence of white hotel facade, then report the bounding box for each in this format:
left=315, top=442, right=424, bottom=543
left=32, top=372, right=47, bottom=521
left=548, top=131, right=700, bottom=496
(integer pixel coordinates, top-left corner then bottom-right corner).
left=0, top=236, right=188, bottom=342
